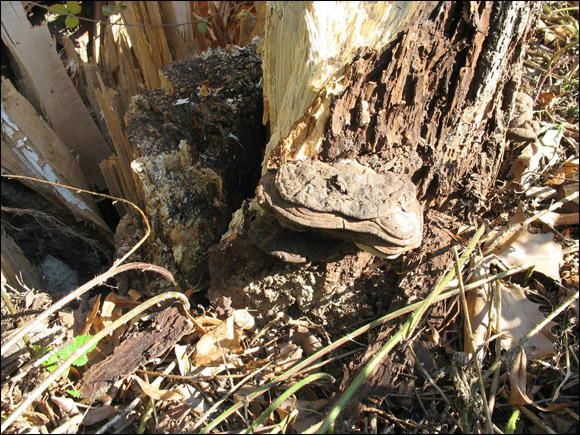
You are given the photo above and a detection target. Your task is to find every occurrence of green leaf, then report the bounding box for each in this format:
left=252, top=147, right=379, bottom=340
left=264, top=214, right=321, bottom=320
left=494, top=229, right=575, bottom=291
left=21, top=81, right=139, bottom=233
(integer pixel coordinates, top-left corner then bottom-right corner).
left=67, top=389, right=81, bottom=398
left=42, top=335, right=99, bottom=373
left=67, top=1, right=82, bottom=15
left=51, top=4, right=68, bottom=15
left=198, top=21, right=208, bottom=33
left=102, top=5, right=115, bottom=16
left=65, top=15, right=79, bottom=29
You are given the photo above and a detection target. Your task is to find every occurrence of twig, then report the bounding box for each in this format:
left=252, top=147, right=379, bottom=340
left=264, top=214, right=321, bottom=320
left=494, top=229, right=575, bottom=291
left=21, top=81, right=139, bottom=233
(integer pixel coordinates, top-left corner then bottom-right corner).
left=200, top=258, right=532, bottom=432
left=318, top=225, right=486, bottom=433
left=454, top=246, right=493, bottom=434
left=483, top=290, right=579, bottom=381
left=24, top=0, right=244, bottom=28
left=499, top=390, right=557, bottom=434
left=533, top=54, right=579, bottom=103
left=408, top=345, right=461, bottom=429
left=191, top=362, right=274, bottom=433
left=483, top=190, right=580, bottom=254
left=1, top=173, right=151, bottom=268
left=488, top=279, right=503, bottom=416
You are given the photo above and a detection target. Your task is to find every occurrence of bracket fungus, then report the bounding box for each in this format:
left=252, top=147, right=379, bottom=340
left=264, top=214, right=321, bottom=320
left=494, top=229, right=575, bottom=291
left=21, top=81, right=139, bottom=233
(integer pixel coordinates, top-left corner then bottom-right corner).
left=254, top=160, right=423, bottom=259
left=248, top=214, right=353, bottom=263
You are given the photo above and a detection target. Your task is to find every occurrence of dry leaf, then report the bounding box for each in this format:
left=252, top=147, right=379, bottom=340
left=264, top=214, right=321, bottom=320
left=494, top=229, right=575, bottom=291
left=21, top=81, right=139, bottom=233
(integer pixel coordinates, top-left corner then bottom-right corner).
left=526, top=185, right=558, bottom=202
left=127, top=289, right=143, bottom=301
left=508, top=347, right=569, bottom=412
left=275, top=342, right=303, bottom=372
left=500, top=283, right=556, bottom=359
left=465, top=257, right=495, bottom=356
left=81, top=405, right=118, bottom=426
left=537, top=211, right=579, bottom=227
left=290, top=326, right=323, bottom=355
left=192, top=310, right=254, bottom=366
left=81, top=293, right=101, bottom=335
left=175, top=384, right=209, bottom=412
left=199, top=83, right=209, bottom=97
left=466, top=260, right=556, bottom=361
left=510, top=124, right=562, bottom=189
left=132, top=376, right=183, bottom=401
left=51, top=395, right=80, bottom=416
left=175, top=344, right=192, bottom=376
left=509, top=347, right=528, bottom=405
left=101, top=292, right=120, bottom=327
left=496, top=230, right=562, bottom=281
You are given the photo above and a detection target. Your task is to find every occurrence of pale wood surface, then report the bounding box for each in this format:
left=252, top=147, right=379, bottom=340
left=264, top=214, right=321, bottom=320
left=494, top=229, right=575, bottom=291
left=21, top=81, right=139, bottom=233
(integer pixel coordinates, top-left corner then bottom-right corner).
left=260, top=1, right=419, bottom=171
left=1, top=78, right=110, bottom=235
left=1, top=1, right=111, bottom=189
left=1, top=227, right=45, bottom=293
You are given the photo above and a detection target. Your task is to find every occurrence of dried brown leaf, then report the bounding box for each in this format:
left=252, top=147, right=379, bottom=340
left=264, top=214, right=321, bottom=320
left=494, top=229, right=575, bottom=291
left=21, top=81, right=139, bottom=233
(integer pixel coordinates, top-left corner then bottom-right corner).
left=81, top=405, right=118, bottom=426
left=496, top=230, right=562, bottom=281
left=81, top=293, right=101, bottom=335
left=192, top=310, right=254, bottom=366
left=509, top=347, right=529, bottom=405
left=132, top=376, right=183, bottom=401
left=500, top=283, right=556, bottom=360
left=537, top=211, right=579, bottom=226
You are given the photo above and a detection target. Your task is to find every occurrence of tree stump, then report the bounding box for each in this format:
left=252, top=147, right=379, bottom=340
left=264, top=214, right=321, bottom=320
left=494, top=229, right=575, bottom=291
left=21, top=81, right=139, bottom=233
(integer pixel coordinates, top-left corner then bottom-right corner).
left=125, top=45, right=266, bottom=287
left=204, top=2, right=542, bottom=428
left=123, top=2, right=542, bottom=428
left=207, top=2, right=540, bottom=321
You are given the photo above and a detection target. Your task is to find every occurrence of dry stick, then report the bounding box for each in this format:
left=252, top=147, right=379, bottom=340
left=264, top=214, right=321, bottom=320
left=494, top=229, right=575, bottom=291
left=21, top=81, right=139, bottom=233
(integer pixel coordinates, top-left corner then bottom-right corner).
left=317, top=225, right=487, bottom=433
left=24, top=0, right=242, bottom=28
left=552, top=331, right=571, bottom=403
left=200, top=259, right=534, bottom=433
left=454, top=246, right=493, bottom=434
left=1, top=291, right=190, bottom=433
left=0, top=284, right=33, bottom=352
left=488, top=279, right=503, bottom=416
left=192, top=362, right=275, bottom=433
left=97, top=361, right=177, bottom=434
left=499, top=389, right=558, bottom=435
left=0, top=173, right=153, bottom=356
left=1, top=173, right=151, bottom=268
left=408, top=345, right=461, bottom=429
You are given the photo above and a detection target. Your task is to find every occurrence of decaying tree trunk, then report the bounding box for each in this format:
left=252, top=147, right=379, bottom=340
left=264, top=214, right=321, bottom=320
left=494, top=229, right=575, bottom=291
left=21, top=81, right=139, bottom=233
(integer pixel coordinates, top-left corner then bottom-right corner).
left=203, top=2, right=541, bottom=429
left=207, top=1, right=539, bottom=314
left=123, top=1, right=540, bottom=427
left=125, top=2, right=540, bottom=311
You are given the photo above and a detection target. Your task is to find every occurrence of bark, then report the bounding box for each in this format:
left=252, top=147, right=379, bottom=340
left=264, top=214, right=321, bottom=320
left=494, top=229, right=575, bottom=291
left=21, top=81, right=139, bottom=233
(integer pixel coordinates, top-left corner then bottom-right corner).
left=1, top=1, right=111, bottom=190
left=207, top=1, right=538, bottom=314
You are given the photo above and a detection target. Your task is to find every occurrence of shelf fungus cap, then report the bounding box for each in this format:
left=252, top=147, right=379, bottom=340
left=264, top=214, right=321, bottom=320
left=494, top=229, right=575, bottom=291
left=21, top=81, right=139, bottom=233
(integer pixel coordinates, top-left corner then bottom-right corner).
left=255, top=160, right=423, bottom=257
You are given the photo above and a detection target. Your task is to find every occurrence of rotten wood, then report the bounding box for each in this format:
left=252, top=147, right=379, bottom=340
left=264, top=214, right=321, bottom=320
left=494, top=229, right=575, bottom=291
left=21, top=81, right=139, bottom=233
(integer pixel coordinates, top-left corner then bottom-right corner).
left=1, top=225, right=45, bottom=293
left=120, top=1, right=172, bottom=90
left=94, top=71, right=140, bottom=211
left=125, top=45, right=266, bottom=288
left=79, top=305, right=194, bottom=400
left=201, top=2, right=544, bottom=429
